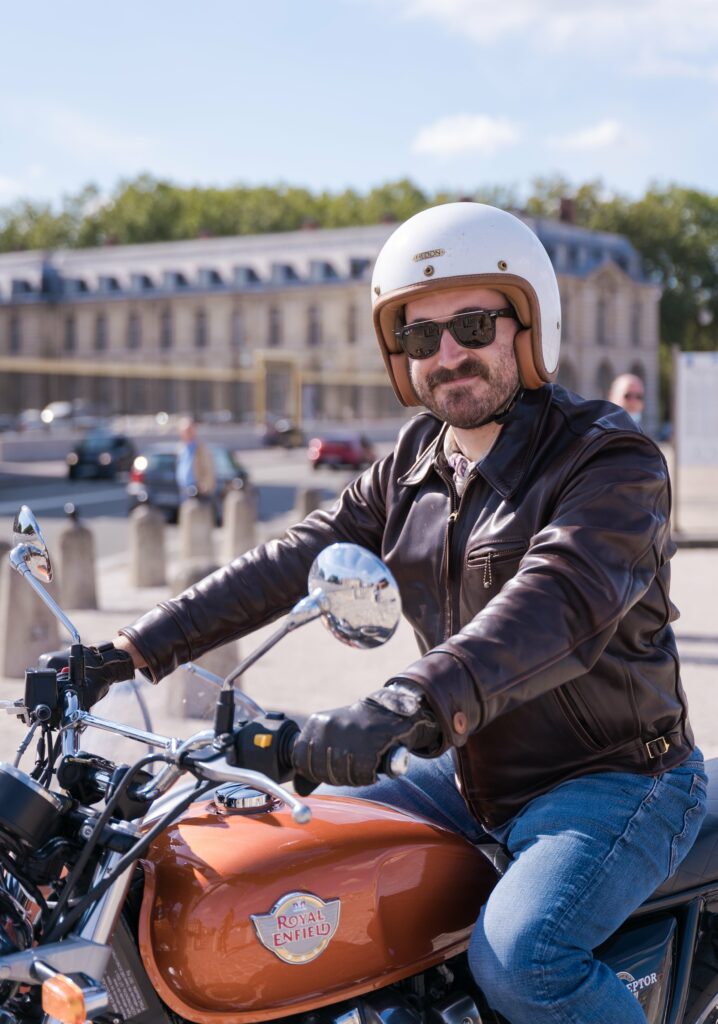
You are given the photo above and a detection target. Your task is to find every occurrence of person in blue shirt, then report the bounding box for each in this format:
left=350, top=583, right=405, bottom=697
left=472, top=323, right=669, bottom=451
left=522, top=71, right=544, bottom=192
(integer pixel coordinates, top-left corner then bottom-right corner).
left=176, top=416, right=216, bottom=503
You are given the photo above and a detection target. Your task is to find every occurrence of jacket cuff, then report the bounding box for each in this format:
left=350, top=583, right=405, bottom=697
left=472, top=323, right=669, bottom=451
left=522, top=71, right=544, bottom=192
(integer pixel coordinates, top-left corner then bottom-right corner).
left=389, top=649, right=483, bottom=749
left=118, top=602, right=192, bottom=685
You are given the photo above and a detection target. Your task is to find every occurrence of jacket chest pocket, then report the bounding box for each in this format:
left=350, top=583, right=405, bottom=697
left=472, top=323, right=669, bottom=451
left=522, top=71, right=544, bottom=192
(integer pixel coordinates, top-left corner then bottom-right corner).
left=465, top=540, right=528, bottom=594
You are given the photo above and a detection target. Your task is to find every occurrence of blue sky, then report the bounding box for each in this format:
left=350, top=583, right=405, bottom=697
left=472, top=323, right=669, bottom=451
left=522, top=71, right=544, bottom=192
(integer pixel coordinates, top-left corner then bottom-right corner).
left=1, top=0, right=714, bottom=208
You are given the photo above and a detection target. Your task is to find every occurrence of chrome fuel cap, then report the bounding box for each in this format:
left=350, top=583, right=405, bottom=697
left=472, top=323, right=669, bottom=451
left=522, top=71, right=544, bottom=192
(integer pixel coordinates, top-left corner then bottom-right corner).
left=214, top=784, right=275, bottom=815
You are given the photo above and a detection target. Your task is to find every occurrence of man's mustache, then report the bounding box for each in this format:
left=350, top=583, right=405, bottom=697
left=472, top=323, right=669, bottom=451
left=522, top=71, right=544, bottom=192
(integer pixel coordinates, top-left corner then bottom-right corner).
left=425, top=359, right=490, bottom=391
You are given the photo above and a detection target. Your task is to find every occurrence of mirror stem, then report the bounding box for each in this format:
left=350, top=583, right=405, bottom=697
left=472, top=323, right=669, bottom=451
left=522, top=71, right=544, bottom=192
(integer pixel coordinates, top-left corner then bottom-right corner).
left=9, top=553, right=81, bottom=643
left=221, top=597, right=322, bottom=694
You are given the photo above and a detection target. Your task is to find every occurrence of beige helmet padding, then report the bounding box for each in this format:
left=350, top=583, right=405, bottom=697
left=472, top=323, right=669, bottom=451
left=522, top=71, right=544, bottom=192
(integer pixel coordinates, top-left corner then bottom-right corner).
left=371, top=203, right=561, bottom=406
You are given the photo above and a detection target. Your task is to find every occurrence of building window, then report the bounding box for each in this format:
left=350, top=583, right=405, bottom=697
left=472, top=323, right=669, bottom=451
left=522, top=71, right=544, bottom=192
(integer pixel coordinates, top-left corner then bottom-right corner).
left=347, top=304, right=358, bottom=344
left=231, top=308, right=244, bottom=349
left=94, top=313, right=107, bottom=351
left=596, top=296, right=607, bottom=346
left=194, top=308, right=208, bottom=348
left=560, top=294, right=569, bottom=343
left=64, top=314, right=76, bottom=353
left=160, top=308, right=173, bottom=350
left=631, top=300, right=642, bottom=347
left=268, top=305, right=282, bottom=347
left=127, top=311, right=142, bottom=350
left=597, top=360, right=614, bottom=397
left=307, top=305, right=322, bottom=347
left=9, top=314, right=21, bottom=353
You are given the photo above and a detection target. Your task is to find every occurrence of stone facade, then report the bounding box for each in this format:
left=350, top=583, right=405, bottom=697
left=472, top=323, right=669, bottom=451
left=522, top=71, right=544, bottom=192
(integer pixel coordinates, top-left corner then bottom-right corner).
left=0, top=216, right=661, bottom=430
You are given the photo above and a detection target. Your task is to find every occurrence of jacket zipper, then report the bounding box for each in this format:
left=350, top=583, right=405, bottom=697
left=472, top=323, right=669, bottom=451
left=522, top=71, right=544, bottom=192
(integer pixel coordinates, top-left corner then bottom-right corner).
left=443, top=475, right=475, bottom=640
left=466, top=545, right=528, bottom=589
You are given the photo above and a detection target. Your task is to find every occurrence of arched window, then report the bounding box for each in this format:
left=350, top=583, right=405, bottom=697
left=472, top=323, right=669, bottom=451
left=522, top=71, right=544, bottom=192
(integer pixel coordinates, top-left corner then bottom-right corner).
left=596, top=296, right=607, bottom=346
left=160, top=308, right=173, bottom=350
left=9, top=314, right=21, bottom=353
left=631, top=300, right=642, bottom=347
left=64, top=314, right=76, bottom=353
left=307, top=305, right=322, bottom=347
left=127, top=311, right=141, bottom=350
left=268, top=305, right=282, bottom=347
left=347, top=304, right=358, bottom=344
left=596, top=360, right=615, bottom=398
left=195, top=308, right=208, bottom=348
left=231, top=307, right=244, bottom=349
left=94, top=313, right=107, bottom=351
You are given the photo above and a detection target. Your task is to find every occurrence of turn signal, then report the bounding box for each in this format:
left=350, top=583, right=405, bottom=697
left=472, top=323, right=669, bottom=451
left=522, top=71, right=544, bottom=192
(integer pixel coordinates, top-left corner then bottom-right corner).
left=41, top=974, right=86, bottom=1024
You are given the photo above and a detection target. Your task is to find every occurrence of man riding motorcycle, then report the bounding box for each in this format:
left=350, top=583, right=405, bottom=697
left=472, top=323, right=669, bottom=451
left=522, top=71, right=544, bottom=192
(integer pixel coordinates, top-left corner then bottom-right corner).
left=88, top=202, right=706, bottom=1023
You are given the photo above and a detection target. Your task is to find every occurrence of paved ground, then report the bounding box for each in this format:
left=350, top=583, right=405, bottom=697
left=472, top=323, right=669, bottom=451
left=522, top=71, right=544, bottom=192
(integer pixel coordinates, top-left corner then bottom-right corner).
left=0, top=448, right=715, bottom=769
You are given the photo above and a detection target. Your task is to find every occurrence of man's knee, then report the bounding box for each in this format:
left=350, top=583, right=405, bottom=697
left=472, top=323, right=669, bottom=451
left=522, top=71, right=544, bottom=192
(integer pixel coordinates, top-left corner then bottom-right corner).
left=468, top=904, right=547, bottom=1006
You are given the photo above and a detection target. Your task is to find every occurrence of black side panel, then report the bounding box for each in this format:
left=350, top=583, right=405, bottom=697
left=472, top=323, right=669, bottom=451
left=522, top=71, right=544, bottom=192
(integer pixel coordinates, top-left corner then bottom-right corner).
left=103, top=917, right=173, bottom=1024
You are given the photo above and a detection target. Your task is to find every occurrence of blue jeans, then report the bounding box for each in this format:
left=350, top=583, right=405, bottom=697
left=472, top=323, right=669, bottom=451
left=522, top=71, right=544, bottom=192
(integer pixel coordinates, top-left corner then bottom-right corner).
left=321, top=749, right=707, bottom=1024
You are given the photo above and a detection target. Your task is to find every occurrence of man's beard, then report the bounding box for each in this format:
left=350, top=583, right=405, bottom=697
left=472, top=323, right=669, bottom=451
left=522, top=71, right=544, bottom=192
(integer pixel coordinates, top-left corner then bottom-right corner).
left=409, top=354, right=520, bottom=429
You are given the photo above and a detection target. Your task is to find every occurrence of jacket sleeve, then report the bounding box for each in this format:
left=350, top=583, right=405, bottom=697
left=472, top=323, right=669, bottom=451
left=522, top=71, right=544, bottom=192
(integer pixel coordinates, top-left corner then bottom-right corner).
left=119, top=455, right=392, bottom=682
left=395, top=433, right=674, bottom=749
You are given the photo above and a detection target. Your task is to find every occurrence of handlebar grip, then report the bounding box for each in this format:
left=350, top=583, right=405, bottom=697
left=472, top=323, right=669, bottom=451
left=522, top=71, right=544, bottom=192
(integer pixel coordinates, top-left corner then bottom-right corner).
left=292, top=743, right=410, bottom=798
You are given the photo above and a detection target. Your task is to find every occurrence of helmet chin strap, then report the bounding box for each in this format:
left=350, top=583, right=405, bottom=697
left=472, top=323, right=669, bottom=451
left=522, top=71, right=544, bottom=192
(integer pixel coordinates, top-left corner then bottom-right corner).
left=474, top=384, right=525, bottom=429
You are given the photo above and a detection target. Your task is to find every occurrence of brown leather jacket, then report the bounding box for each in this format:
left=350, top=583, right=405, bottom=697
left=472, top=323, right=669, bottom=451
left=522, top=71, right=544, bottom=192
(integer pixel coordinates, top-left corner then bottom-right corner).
left=121, top=385, right=694, bottom=827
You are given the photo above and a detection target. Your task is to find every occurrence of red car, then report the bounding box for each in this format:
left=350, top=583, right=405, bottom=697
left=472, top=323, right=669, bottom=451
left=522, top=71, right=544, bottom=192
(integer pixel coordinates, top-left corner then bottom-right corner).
left=307, top=434, right=376, bottom=470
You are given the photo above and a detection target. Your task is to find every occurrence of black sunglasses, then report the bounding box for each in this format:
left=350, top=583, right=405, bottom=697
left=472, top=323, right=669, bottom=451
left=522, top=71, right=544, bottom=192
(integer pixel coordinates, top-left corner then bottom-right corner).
left=394, top=308, right=517, bottom=360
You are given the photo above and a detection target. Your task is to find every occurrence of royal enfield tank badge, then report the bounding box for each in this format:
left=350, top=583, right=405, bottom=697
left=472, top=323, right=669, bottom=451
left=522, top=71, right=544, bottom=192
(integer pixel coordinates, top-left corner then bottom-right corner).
left=251, top=892, right=341, bottom=965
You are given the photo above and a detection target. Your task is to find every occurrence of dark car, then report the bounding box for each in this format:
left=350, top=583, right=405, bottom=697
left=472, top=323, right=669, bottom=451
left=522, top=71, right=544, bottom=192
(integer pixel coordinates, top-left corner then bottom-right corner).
left=126, top=442, right=249, bottom=523
left=66, top=432, right=136, bottom=480
left=307, top=433, right=376, bottom=471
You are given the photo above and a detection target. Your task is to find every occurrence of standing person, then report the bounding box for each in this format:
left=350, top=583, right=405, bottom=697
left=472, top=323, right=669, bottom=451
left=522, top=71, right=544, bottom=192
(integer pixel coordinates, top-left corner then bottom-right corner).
left=608, top=372, right=645, bottom=425
left=175, top=416, right=216, bottom=504
left=84, top=203, right=705, bottom=1024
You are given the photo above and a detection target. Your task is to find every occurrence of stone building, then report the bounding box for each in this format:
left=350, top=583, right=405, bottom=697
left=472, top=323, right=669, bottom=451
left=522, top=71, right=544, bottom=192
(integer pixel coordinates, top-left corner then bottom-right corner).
left=0, top=214, right=661, bottom=430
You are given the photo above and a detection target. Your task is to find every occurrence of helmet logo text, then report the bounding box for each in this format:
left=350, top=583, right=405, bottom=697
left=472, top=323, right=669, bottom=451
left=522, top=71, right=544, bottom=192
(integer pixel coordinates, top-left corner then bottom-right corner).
left=251, top=891, right=341, bottom=965
left=412, top=249, right=445, bottom=262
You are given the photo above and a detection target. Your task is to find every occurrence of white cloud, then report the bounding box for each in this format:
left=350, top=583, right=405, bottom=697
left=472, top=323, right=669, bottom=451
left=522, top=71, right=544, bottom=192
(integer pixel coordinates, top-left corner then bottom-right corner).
left=386, top=0, right=718, bottom=76
left=549, top=119, right=626, bottom=152
left=412, top=114, right=520, bottom=158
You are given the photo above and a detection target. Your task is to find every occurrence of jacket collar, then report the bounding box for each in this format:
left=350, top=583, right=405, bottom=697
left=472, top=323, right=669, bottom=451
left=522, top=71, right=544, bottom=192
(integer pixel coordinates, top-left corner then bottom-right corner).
left=398, top=386, right=553, bottom=498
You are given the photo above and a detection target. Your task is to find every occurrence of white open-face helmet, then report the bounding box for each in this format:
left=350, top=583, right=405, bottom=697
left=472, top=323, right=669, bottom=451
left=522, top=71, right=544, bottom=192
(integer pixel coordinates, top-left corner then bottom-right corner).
left=371, top=202, right=562, bottom=407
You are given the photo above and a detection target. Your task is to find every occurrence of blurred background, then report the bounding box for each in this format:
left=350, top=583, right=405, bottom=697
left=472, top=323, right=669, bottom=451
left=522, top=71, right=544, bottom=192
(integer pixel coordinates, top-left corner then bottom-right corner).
left=0, top=0, right=715, bottom=528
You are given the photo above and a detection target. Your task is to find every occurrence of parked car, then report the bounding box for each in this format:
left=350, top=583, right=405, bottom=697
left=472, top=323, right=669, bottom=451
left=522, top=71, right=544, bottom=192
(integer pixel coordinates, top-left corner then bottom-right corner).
left=307, top=433, right=376, bottom=470
left=127, top=442, right=249, bottom=523
left=66, top=432, right=136, bottom=480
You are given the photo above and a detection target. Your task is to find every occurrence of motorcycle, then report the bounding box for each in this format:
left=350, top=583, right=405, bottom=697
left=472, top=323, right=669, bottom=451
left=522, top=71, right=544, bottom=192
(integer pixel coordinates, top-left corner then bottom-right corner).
left=1, top=506, right=718, bottom=1024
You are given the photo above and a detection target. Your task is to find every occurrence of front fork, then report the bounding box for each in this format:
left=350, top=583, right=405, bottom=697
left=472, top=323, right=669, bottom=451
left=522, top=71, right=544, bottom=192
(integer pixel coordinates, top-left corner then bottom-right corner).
left=41, top=846, right=137, bottom=1024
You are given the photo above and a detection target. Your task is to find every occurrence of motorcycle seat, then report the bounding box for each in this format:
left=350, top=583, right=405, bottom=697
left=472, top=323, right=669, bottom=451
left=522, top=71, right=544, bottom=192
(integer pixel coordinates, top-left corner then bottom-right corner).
left=650, top=755, right=718, bottom=900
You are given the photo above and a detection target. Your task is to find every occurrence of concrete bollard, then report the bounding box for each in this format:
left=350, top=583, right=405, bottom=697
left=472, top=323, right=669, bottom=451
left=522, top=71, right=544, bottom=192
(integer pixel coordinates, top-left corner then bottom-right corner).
left=0, top=559, right=60, bottom=678
left=294, top=487, right=324, bottom=520
left=129, top=506, right=166, bottom=587
left=165, top=559, right=241, bottom=718
left=57, top=519, right=98, bottom=610
left=179, top=498, right=215, bottom=561
left=223, top=485, right=258, bottom=561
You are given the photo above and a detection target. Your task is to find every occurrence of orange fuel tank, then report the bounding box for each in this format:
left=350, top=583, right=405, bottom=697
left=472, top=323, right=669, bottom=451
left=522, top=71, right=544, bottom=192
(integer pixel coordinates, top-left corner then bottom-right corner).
left=138, top=792, right=496, bottom=1024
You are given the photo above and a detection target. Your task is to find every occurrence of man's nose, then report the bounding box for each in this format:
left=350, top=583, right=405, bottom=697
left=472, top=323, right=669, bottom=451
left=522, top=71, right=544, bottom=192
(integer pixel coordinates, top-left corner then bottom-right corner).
left=436, top=328, right=470, bottom=366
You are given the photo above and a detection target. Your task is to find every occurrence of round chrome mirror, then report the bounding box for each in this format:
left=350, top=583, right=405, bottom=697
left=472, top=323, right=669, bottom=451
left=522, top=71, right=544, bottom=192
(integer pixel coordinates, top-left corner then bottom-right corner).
left=307, top=543, right=401, bottom=649
left=11, top=506, right=53, bottom=582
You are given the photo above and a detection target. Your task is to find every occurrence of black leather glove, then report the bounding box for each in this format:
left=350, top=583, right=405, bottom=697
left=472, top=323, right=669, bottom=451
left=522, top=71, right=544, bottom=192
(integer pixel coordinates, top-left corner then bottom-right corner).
left=58, top=642, right=136, bottom=709
left=291, top=683, right=442, bottom=788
